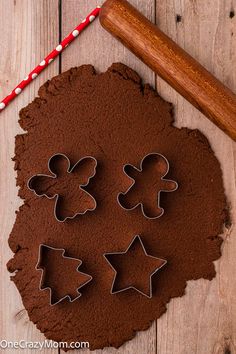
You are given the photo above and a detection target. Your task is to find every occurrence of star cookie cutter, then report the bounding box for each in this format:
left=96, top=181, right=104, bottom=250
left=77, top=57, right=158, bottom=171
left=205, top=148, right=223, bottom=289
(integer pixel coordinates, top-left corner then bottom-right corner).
left=36, top=244, right=93, bottom=306
left=117, top=153, right=178, bottom=219
left=28, top=153, right=97, bottom=222
left=104, top=235, right=167, bottom=298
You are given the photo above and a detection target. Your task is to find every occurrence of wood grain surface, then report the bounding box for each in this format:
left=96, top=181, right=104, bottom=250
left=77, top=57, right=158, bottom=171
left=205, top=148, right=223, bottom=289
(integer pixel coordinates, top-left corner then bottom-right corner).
left=0, top=1, right=235, bottom=353
left=100, top=0, right=236, bottom=141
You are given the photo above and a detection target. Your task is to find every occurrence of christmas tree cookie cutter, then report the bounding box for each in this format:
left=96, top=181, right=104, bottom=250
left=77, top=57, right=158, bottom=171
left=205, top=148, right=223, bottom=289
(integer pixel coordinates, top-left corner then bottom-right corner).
left=117, top=152, right=178, bottom=219
left=36, top=244, right=93, bottom=306
left=28, top=153, right=97, bottom=222
left=104, top=235, right=167, bottom=298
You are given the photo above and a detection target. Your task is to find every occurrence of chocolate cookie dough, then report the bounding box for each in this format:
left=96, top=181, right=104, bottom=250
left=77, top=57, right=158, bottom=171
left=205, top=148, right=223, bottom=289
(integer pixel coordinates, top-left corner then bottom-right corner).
left=7, top=63, right=227, bottom=350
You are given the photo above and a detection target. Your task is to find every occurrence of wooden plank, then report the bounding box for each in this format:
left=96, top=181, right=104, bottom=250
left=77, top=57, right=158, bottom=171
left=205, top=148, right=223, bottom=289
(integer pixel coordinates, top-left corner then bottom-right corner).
left=1, top=0, right=235, bottom=353
left=155, top=1, right=236, bottom=353
left=0, top=0, right=59, bottom=353
left=61, top=0, right=155, bottom=84
left=61, top=0, right=156, bottom=353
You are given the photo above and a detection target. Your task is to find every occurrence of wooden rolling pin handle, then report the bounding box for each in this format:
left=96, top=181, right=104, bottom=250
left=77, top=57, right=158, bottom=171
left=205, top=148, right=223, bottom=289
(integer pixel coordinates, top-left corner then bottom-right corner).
left=100, top=0, right=236, bottom=141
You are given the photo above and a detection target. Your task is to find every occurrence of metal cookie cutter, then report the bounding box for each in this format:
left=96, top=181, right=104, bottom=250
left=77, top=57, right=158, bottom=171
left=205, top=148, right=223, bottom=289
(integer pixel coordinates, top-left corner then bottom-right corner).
left=36, top=244, right=93, bottom=306
left=117, top=152, right=178, bottom=219
left=28, top=153, right=97, bottom=222
left=104, top=235, right=167, bottom=298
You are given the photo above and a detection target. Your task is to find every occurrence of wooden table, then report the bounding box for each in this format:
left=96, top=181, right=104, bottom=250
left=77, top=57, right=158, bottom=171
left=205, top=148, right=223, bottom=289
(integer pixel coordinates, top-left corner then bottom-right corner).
left=0, top=1, right=235, bottom=353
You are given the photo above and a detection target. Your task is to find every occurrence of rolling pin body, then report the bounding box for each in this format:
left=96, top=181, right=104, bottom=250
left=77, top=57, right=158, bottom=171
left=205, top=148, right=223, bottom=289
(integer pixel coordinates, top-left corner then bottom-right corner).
left=100, top=0, right=236, bottom=141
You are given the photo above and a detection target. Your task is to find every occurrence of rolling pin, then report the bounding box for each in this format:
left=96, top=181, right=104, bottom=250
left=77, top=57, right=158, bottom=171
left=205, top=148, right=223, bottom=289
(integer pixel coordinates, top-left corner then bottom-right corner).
left=99, top=0, right=236, bottom=141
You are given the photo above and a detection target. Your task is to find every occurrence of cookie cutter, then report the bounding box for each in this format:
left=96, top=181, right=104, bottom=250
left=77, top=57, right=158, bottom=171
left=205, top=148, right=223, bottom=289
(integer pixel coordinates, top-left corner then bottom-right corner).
left=36, top=244, right=93, bottom=306
left=117, top=152, right=178, bottom=219
left=28, top=153, right=97, bottom=222
left=104, top=235, right=167, bottom=298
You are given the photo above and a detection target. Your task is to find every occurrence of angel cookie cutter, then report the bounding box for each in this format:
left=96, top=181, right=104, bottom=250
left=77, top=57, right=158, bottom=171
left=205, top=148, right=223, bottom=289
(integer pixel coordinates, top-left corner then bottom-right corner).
left=117, top=152, right=178, bottom=219
left=36, top=244, right=93, bottom=306
left=28, top=153, right=97, bottom=222
left=104, top=235, right=167, bottom=298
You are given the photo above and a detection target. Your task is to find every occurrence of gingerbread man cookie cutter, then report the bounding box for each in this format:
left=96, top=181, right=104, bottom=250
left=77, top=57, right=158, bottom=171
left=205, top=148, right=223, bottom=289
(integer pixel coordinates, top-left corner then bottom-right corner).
left=117, top=152, right=178, bottom=219
left=36, top=244, right=93, bottom=306
left=104, top=235, right=167, bottom=298
left=28, top=153, right=97, bottom=222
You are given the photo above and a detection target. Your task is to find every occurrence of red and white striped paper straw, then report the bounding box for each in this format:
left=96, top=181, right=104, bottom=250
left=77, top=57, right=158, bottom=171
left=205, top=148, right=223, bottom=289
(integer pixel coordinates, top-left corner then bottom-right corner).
left=0, top=5, right=101, bottom=112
